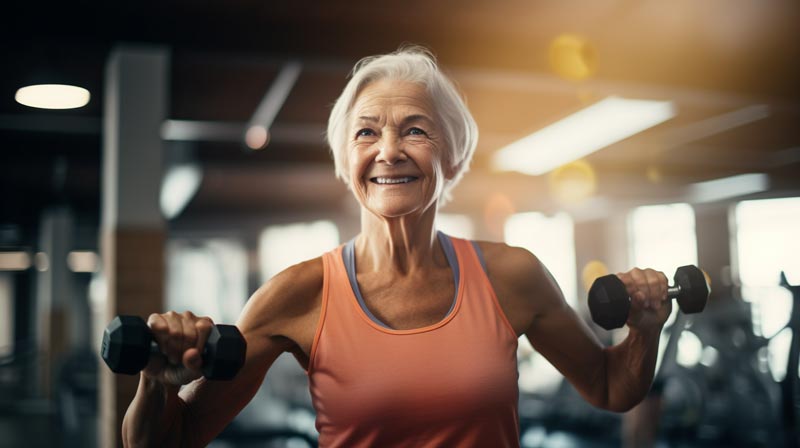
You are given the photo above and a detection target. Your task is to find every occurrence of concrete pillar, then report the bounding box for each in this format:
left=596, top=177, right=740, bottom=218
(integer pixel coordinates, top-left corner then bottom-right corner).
left=35, top=205, right=74, bottom=397
left=99, top=45, right=169, bottom=448
left=694, top=203, right=735, bottom=302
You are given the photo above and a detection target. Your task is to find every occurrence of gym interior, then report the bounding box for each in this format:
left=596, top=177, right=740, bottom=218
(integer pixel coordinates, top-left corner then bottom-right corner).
left=1, top=1, right=799, bottom=447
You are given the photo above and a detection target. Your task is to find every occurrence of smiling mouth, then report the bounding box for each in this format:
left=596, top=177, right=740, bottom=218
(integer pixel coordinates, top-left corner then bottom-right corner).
left=369, top=176, right=419, bottom=185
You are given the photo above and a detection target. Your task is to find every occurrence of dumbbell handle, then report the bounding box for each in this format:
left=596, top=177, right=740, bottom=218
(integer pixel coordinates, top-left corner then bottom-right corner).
left=667, top=285, right=681, bottom=297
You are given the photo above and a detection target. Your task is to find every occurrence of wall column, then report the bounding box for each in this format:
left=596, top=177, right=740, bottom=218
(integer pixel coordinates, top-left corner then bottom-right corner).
left=99, top=45, right=169, bottom=448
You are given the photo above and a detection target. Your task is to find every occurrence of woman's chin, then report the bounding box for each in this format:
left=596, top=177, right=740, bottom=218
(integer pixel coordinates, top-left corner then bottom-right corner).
left=366, top=198, right=426, bottom=219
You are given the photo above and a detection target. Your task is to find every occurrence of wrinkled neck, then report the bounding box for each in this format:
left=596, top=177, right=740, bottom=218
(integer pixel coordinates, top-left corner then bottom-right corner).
left=356, top=207, right=445, bottom=275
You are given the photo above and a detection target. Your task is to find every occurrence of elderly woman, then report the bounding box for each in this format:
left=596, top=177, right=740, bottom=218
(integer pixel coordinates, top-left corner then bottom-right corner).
left=122, top=46, right=671, bottom=447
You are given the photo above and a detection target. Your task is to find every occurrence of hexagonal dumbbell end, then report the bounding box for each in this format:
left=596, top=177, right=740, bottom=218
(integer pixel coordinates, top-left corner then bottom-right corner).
left=101, top=315, right=152, bottom=375
left=674, top=265, right=709, bottom=314
left=201, top=324, right=247, bottom=380
left=588, top=274, right=631, bottom=330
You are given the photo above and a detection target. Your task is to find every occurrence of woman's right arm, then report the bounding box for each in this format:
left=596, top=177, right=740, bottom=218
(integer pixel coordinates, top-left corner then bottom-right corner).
left=121, top=258, right=323, bottom=447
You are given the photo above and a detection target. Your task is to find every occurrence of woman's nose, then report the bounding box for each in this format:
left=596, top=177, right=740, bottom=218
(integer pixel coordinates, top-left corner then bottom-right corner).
left=376, top=136, right=407, bottom=165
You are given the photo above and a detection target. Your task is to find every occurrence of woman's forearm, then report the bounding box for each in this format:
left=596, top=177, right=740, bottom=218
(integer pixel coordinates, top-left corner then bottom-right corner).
left=122, top=374, right=185, bottom=447
left=603, top=325, right=662, bottom=412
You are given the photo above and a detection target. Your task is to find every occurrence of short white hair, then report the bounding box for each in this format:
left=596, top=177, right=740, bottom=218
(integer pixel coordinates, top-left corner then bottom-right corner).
left=326, top=45, right=478, bottom=206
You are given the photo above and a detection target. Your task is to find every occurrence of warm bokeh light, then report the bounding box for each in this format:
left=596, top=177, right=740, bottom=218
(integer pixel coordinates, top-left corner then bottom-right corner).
left=245, top=125, right=270, bottom=150
left=67, top=251, right=100, bottom=273
left=547, top=159, right=597, bottom=205
left=549, top=34, right=596, bottom=81
left=483, top=193, right=516, bottom=240
left=581, top=260, right=609, bottom=293
left=646, top=165, right=663, bottom=183
left=0, top=252, right=32, bottom=271
left=34, top=252, right=49, bottom=272
left=15, top=84, right=90, bottom=109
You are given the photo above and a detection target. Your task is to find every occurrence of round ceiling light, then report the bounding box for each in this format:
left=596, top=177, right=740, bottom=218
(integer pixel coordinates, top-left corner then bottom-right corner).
left=15, top=84, right=90, bottom=110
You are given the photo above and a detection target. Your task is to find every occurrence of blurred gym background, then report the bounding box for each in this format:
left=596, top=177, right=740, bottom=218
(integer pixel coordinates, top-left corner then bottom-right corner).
left=1, top=1, right=799, bottom=447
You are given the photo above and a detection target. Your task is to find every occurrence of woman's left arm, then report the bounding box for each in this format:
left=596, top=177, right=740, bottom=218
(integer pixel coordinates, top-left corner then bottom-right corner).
left=487, top=244, right=669, bottom=412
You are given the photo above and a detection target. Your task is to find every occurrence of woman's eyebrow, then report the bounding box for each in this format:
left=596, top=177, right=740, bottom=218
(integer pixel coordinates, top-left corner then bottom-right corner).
left=402, top=114, right=434, bottom=124
left=353, top=114, right=434, bottom=126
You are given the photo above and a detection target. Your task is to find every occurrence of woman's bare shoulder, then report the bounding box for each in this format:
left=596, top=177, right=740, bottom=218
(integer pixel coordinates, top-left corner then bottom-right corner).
left=474, top=240, right=542, bottom=285
left=473, top=240, right=563, bottom=334
left=237, top=256, right=325, bottom=340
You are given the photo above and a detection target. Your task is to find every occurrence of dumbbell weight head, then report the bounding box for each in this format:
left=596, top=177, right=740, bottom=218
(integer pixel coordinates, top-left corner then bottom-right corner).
left=674, top=265, right=709, bottom=314
left=588, top=274, right=631, bottom=331
left=101, top=315, right=152, bottom=375
left=202, top=324, right=247, bottom=380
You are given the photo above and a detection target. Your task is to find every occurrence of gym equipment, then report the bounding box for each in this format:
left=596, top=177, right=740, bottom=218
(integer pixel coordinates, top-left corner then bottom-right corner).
left=779, top=271, right=800, bottom=448
left=588, top=265, right=710, bottom=330
left=101, top=315, right=247, bottom=380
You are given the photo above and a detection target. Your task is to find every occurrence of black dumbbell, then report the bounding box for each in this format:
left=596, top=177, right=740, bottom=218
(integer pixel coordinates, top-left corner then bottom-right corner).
left=588, top=265, right=710, bottom=330
left=101, top=315, right=247, bottom=380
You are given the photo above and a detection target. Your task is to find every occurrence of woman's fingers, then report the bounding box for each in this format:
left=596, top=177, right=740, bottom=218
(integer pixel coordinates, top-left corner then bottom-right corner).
left=185, top=316, right=215, bottom=371
left=143, top=311, right=212, bottom=385
left=618, top=268, right=668, bottom=309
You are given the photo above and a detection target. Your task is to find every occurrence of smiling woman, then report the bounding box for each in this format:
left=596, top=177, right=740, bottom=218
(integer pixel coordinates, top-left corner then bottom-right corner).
left=121, top=46, right=677, bottom=448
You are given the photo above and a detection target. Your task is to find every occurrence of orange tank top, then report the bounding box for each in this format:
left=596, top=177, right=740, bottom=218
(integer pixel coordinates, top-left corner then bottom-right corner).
left=308, top=233, right=520, bottom=447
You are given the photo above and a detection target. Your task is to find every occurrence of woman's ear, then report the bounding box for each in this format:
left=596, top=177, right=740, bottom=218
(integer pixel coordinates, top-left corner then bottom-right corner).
left=444, top=160, right=460, bottom=181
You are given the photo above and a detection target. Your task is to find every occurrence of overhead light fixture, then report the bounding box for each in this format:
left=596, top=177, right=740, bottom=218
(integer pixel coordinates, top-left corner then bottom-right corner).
left=67, top=251, right=100, bottom=273
left=15, top=84, right=91, bottom=110
left=492, top=96, right=676, bottom=176
left=687, top=173, right=769, bottom=203
left=245, top=61, right=302, bottom=150
left=161, top=142, right=203, bottom=220
left=0, top=251, right=32, bottom=271
left=160, top=163, right=202, bottom=220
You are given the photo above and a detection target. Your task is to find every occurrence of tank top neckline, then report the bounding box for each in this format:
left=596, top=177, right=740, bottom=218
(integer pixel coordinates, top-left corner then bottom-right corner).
left=342, top=231, right=465, bottom=335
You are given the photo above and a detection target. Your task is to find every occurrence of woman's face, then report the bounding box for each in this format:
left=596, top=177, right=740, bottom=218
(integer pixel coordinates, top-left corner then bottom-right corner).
left=346, top=79, right=451, bottom=219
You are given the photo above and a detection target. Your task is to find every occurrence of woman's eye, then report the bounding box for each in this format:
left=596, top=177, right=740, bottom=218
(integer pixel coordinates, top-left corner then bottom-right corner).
left=408, top=127, right=427, bottom=136
left=356, top=128, right=375, bottom=138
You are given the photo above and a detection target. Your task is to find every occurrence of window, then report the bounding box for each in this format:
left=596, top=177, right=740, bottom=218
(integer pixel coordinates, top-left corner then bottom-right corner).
left=734, top=197, right=800, bottom=339
left=628, top=203, right=699, bottom=372
left=629, top=203, right=698, bottom=277
left=166, top=239, right=248, bottom=323
left=505, top=212, right=577, bottom=394
left=259, top=220, right=340, bottom=282
left=505, top=212, right=577, bottom=306
left=436, top=213, right=475, bottom=239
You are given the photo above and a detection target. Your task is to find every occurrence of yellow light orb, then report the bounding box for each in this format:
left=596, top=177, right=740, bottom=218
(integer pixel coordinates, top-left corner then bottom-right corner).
left=582, top=260, right=610, bottom=293
left=548, top=159, right=597, bottom=205
left=484, top=193, right=516, bottom=240
left=549, top=34, right=597, bottom=81
left=646, top=165, right=663, bottom=184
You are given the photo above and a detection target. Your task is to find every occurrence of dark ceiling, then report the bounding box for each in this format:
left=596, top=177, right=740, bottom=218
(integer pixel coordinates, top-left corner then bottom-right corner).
left=1, top=0, right=799, bottom=246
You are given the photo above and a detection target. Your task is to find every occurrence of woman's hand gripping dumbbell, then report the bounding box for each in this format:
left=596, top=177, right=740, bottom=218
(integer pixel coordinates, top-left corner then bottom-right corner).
left=588, top=265, right=710, bottom=330
left=101, top=312, right=247, bottom=385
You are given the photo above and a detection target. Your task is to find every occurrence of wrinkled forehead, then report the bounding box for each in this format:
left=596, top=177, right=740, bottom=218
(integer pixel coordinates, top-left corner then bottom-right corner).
left=350, top=79, right=436, bottom=122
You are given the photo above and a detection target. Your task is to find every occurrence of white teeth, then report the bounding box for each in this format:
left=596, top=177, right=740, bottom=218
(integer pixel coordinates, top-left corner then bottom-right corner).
left=374, top=177, right=415, bottom=184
